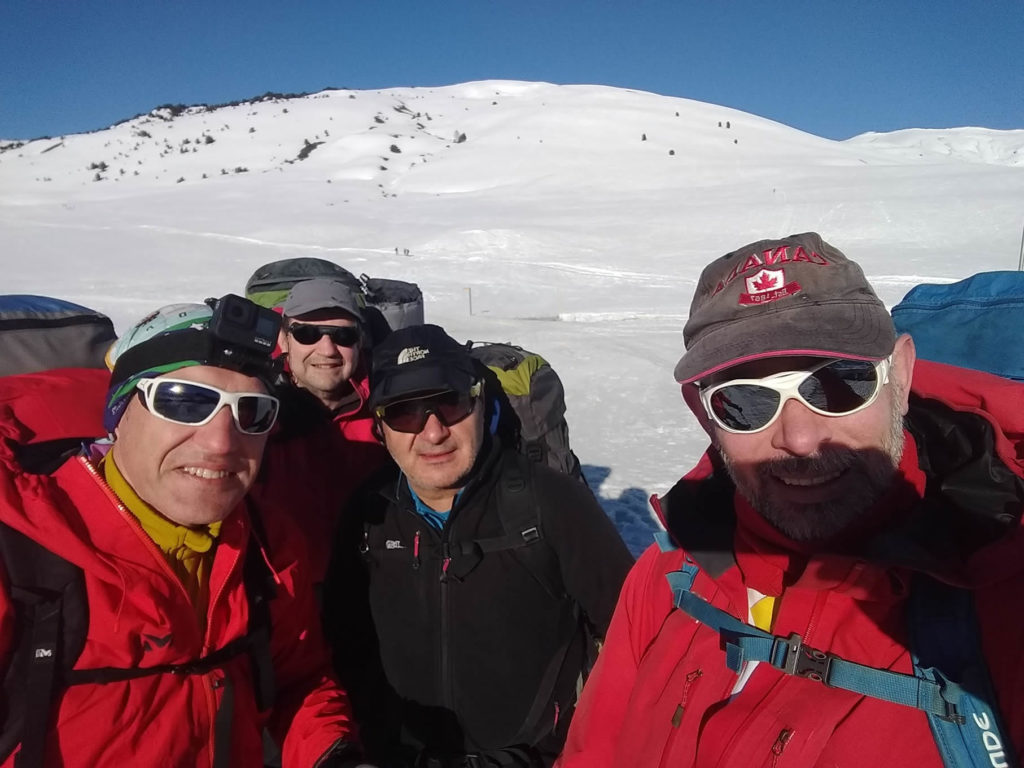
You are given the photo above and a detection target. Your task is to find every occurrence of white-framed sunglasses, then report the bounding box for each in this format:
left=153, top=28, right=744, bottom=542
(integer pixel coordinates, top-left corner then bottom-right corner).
left=698, top=357, right=891, bottom=434
left=136, top=378, right=279, bottom=435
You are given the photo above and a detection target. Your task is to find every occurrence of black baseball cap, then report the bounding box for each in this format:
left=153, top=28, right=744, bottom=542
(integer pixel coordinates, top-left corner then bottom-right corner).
left=369, top=324, right=478, bottom=408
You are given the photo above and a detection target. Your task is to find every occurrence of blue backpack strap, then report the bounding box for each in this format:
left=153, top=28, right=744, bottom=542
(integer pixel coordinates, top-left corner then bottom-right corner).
left=663, top=568, right=966, bottom=723
left=654, top=530, right=676, bottom=553
left=909, top=576, right=1018, bottom=768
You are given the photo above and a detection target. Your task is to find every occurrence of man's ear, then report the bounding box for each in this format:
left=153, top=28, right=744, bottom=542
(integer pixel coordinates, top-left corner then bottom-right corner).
left=890, top=333, right=916, bottom=415
left=681, top=382, right=717, bottom=440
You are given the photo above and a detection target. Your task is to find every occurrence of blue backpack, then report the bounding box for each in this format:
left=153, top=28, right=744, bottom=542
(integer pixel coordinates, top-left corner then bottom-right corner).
left=892, top=271, right=1024, bottom=381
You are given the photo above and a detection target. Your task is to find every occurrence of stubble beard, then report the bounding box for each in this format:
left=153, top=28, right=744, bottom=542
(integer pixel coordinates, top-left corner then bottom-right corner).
left=721, top=389, right=907, bottom=543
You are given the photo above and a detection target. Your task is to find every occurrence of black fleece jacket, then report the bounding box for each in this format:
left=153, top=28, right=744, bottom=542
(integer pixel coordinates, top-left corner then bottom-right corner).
left=322, top=435, right=633, bottom=767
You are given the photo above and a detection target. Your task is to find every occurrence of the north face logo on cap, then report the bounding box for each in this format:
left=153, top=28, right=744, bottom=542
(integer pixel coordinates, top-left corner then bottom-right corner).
left=396, top=346, right=429, bottom=365
left=739, top=268, right=802, bottom=306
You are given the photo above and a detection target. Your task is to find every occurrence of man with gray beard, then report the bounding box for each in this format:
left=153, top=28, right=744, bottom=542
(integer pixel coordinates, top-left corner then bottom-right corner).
left=558, top=232, right=1024, bottom=768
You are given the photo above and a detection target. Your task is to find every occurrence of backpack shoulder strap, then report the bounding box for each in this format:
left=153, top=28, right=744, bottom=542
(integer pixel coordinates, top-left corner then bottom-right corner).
left=909, top=575, right=1018, bottom=768
left=0, top=508, right=280, bottom=768
left=237, top=499, right=277, bottom=712
left=0, top=521, right=88, bottom=768
left=458, top=453, right=563, bottom=599
left=662, top=565, right=972, bottom=725
left=467, top=453, right=583, bottom=747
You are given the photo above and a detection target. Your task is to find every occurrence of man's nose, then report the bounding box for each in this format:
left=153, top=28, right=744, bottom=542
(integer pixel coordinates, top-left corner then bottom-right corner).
left=194, top=405, right=240, bottom=451
left=418, top=412, right=451, bottom=442
left=769, top=397, right=831, bottom=457
left=314, top=333, right=339, bottom=353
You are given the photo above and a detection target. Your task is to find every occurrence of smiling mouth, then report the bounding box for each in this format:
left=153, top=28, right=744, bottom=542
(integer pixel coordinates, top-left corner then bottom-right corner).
left=773, top=469, right=845, bottom=487
left=181, top=466, right=233, bottom=480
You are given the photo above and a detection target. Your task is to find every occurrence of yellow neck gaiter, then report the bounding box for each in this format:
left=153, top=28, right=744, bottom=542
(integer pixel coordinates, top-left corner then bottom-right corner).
left=102, top=453, right=221, bottom=632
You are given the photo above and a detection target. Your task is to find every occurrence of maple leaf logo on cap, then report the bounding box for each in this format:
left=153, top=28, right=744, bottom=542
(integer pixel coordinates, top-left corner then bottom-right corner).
left=745, top=268, right=785, bottom=294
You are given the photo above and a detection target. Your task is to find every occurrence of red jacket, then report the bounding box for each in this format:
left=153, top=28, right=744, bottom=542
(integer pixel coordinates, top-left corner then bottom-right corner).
left=256, top=371, right=389, bottom=583
left=0, top=369, right=358, bottom=767
left=558, top=361, right=1024, bottom=768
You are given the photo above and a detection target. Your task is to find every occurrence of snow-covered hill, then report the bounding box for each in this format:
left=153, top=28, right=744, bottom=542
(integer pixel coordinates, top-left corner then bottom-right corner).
left=3, top=81, right=1022, bottom=552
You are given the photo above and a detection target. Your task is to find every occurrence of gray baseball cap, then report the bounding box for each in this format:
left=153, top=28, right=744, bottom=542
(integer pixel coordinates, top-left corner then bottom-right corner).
left=282, top=278, right=365, bottom=322
left=674, top=232, right=895, bottom=383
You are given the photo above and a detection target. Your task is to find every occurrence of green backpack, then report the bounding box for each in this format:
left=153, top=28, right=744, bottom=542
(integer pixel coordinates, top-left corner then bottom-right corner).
left=468, top=341, right=584, bottom=482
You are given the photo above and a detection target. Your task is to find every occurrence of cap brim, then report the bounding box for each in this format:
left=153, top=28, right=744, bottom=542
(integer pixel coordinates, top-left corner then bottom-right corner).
left=674, top=300, right=895, bottom=383
left=370, top=362, right=477, bottom=408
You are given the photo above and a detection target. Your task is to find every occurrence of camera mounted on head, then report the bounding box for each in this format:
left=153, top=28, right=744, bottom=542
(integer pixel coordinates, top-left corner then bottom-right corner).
left=205, top=293, right=281, bottom=356
left=109, top=294, right=284, bottom=397
left=200, top=294, right=284, bottom=384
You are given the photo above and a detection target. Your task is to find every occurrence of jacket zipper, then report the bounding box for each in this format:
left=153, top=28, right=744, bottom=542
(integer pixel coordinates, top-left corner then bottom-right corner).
left=770, top=728, right=793, bottom=767
left=439, top=535, right=453, bottom=708
left=657, top=669, right=703, bottom=768
left=79, top=457, right=200, bottom=624
left=79, top=456, right=227, bottom=764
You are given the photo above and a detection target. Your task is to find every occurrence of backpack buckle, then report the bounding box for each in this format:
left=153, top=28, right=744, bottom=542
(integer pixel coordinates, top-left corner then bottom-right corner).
left=781, top=632, right=834, bottom=683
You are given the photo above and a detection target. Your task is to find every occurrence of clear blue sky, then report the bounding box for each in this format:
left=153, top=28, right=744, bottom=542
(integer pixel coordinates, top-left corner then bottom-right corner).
left=3, top=0, right=1022, bottom=141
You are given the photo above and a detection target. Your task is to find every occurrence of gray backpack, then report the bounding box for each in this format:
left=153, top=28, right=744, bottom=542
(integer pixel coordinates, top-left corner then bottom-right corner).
left=244, top=257, right=424, bottom=340
left=0, top=295, right=115, bottom=376
left=468, top=342, right=583, bottom=481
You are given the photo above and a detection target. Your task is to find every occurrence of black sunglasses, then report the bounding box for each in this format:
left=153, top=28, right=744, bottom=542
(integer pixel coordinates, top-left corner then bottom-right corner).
left=374, top=382, right=483, bottom=434
left=287, top=323, right=361, bottom=347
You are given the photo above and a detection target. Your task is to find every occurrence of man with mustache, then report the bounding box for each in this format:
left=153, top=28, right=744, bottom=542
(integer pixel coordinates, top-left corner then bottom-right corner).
left=557, top=233, right=1024, bottom=767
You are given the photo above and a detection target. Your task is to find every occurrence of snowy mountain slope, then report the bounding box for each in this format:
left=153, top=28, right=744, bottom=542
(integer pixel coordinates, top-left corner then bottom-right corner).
left=2, top=81, right=1022, bottom=553
left=845, top=127, right=1024, bottom=167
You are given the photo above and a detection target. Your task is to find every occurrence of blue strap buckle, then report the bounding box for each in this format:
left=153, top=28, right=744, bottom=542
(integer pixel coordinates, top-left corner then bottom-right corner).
left=780, top=633, right=834, bottom=684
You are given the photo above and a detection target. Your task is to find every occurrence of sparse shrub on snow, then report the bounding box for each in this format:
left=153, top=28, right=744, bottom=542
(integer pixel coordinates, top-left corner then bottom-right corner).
left=390, top=144, right=401, bottom=153
left=297, top=140, right=324, bottom=161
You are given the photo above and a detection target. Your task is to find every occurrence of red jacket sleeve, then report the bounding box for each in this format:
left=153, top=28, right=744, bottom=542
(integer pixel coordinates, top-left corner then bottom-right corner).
left=556, top=543, right=673, bottom=768
left=259, top=505, right=361, bottom=767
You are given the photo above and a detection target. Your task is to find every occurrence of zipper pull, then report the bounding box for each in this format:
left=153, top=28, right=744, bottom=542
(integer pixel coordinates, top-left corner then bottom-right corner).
left=440, top=541, right=451, bottom=582
left=413, top=530, right=421, bottom=570
left=772, top=728, right=793, bottom=756
left=359, top=528, right=369, bottom=555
